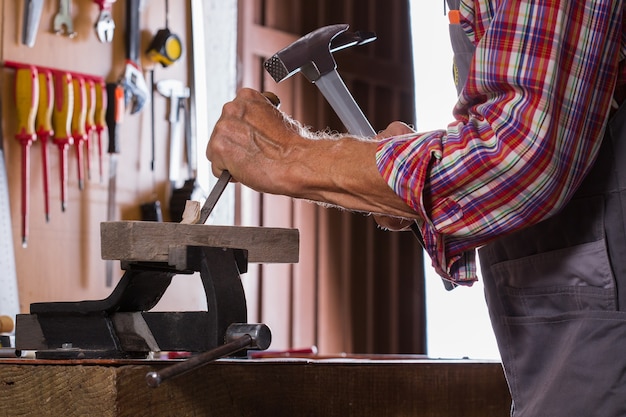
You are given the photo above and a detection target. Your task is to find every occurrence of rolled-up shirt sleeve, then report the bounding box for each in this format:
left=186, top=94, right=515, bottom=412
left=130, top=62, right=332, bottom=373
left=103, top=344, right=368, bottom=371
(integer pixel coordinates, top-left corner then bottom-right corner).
left=376, top=0, right=623, bottom=284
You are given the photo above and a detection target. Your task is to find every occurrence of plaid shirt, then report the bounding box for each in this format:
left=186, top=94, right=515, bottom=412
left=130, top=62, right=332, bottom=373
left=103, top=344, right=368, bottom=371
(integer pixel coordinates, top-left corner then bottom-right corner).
left=376, top=0, right=626, bottom=284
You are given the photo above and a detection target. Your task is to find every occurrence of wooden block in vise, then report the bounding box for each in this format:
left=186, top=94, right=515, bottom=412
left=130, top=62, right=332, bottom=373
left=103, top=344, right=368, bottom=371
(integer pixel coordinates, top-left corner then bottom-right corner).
left=100, top=221, right=299, bottom=265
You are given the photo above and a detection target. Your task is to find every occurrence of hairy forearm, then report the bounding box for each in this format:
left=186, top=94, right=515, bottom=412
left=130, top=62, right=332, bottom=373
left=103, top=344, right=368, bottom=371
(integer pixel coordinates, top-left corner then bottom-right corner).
left=282, top=136, right=419, bottom=218
left=206, top=89, right=418, bottom=219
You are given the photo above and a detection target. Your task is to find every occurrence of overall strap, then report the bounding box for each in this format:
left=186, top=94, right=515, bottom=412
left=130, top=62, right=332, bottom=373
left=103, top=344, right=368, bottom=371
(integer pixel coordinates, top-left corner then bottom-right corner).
left=446, top=0, right=475, bottom=95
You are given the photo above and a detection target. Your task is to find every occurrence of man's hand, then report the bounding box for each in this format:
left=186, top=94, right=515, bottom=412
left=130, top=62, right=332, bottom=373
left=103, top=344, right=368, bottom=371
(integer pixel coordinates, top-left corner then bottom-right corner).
left=372, top=121, right=417, bottom=231
left=206, top=88, right=302, bottom=195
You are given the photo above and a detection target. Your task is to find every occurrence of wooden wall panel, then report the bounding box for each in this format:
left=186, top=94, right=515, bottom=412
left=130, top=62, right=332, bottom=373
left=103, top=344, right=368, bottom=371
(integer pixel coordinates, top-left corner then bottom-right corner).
left=0, top=0, right=198, bottom=313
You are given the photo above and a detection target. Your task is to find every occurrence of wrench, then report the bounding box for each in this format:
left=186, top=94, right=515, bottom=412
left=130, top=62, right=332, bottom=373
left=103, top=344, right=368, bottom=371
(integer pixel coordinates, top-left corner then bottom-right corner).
left=53, top=0, right=76, bottom=38
left=94, top=0, right=116, bottom=42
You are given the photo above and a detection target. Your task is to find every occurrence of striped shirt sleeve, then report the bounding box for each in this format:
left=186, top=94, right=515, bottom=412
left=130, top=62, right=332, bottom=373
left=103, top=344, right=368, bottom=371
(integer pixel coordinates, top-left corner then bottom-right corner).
left=376, top=0, right=624, bottom=284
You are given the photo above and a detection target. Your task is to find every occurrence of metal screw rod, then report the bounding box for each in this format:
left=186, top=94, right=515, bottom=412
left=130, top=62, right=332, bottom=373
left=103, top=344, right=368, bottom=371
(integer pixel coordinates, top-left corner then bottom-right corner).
left=146, top=334, right=252, bottom=388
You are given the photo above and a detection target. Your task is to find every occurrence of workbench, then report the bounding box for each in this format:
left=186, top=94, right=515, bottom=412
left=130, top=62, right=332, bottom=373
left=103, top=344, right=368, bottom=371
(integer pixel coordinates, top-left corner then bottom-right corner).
left=0, top=356, right=511, bottom=416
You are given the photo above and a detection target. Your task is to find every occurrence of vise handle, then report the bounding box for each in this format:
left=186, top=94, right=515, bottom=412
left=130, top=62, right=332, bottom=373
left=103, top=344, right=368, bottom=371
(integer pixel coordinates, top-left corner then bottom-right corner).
left=146, top=323, right=271, bottom=388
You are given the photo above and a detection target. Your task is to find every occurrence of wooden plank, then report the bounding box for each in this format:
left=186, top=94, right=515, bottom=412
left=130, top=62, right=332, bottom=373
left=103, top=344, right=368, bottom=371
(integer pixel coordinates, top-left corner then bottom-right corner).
left=100, top=221, right=299, bottom=264
left=0, top=359, right=511, bottom=417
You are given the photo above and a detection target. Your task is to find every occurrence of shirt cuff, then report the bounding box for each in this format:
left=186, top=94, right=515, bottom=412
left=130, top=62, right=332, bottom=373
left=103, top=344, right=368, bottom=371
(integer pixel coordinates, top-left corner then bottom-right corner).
left=376, top=132, right=478, bottom=284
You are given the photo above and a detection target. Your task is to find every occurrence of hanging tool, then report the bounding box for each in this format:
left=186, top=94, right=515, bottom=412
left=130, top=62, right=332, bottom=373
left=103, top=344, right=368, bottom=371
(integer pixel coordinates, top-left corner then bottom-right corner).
left=94, top=79, right=107, bottom=183
left=156, top=79, right=192, bottom=222
left=84, top=79, right=96, bottom=181
left=156, top=79, right=189, bottom=190
left=0, top=84, right=21, bottom=333
left=105, top=83, right=124, bottom=287
left=120, top=0, right=149, bottom=114
left=22, top=0, right=45, bottom=47
left=146, top=0, right=183, bottom=68
left=94, top=0, right=116, bottom=42
left=141, top=70, right=162, bottom=222
left=14, top=66, right=39, bottom=248
left=53, top=0, right=76, bottom=38
left=52, top=72, right=74, bottom=212
left=35, top=69, right=54, bottom=222
left=196, top=92, right=280, bottom=225
left=71, top=77, right=87, bottom=190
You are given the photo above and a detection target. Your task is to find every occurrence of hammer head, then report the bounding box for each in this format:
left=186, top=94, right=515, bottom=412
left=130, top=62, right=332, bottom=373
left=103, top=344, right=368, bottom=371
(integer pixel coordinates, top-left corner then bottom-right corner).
left=264, top=24, right=376, bottom=84
left=120, top=60, right=149, bottom=114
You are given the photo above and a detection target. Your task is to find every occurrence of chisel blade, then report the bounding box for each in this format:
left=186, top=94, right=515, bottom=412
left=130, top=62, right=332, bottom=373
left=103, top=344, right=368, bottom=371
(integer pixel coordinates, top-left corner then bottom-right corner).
left=196, top=170, right=231, bottom=225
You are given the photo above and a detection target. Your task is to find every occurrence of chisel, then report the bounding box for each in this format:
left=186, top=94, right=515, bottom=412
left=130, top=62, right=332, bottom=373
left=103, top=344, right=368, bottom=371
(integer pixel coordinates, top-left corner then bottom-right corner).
left=35, top=69, right=54, bottom=222
left=14, top=66, right=39, bottom=247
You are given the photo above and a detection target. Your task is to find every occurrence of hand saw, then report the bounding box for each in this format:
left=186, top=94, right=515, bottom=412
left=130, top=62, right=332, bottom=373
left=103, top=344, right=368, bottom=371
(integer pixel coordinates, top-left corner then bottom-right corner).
left=0, top=98, right=20, bottom=327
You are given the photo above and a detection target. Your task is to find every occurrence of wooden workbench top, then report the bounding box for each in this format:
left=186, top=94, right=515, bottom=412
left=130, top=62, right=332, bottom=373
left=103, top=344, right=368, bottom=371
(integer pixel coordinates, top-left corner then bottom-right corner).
left=0, top=357, right=510, bottom=417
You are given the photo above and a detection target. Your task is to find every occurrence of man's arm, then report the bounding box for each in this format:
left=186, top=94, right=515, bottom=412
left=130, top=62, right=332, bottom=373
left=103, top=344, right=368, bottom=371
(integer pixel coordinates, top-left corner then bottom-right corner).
left=206, top=88, right=419, bottom=219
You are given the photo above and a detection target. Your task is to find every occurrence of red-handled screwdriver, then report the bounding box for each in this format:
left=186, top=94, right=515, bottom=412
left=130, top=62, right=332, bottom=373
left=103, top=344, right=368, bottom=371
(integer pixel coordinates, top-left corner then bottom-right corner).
left=94, top=80, right=107, bottom=183
left=52, top=72, right=74, bottom=212
left=14, top=66, right=39, bottom=247
left=84, top=79, right=96, bottom=182
left=35, top=69, right=54, bottom=223
left=71, top=77, right=87, bottom=190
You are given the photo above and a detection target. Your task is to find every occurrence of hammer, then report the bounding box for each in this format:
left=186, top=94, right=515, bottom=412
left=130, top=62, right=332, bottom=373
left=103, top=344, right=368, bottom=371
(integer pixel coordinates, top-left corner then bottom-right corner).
left=264, top=24, right=376, bottom=137
left=264, top=24, right=433, bottom=283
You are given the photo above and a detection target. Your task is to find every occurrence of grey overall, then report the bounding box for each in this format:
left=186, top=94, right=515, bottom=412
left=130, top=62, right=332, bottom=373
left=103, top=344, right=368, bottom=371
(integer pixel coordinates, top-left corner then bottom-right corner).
left=447, top=1, right=626, bottom=415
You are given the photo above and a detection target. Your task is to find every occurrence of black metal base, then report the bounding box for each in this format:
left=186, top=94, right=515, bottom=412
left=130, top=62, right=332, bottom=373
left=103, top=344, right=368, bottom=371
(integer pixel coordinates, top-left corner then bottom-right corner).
left=15, top=246, right=249, bottom=359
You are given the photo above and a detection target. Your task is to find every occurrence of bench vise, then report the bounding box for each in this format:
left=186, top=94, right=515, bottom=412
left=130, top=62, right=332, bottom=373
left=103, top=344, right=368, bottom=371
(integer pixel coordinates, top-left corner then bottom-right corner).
left=14, top=221, right=299, bottom=360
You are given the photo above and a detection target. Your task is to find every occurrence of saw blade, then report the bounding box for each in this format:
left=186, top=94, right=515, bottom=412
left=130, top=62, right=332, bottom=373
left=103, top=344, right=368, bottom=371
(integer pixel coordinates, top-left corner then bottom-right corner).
left=0, top=147, right=20, bottom=324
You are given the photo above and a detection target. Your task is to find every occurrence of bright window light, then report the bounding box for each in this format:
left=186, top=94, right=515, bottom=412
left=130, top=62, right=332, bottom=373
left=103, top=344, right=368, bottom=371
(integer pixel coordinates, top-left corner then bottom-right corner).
left=410, top=0, right=500, bottom=360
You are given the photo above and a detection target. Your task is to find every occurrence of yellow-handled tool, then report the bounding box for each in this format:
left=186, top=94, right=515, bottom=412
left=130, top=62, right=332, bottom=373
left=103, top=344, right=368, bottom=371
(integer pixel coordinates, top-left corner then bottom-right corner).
left=84, top=79, right=96, bottom=182
left=14, top=65, right=39, bottom=247
left=35, top=69, right=54, bottom=222
left=52, top=72, right=74, bottom=212
left=94, top=80, right=107, bottom=183
left=71, top=77, right=87, bottom=190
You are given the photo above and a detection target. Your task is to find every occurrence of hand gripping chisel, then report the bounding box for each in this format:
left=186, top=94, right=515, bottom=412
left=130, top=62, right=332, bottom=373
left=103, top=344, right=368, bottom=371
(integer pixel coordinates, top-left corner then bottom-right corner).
left=196, top=92, right=280, bottom=225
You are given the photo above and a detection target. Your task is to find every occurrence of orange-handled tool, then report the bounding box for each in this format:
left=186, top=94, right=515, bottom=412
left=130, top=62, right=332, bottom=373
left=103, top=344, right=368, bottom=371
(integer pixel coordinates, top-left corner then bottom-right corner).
left=71, top=77, right=87, bottom=190
left=52, top=72, right=74, bottom=212
left=35, top=69, right=54, bottom=223
left=84, top=79, right=96, bottom=182
left=14, top=66, right=39, bottom=247
left=94, top=80, right=107, bottom=183
left=104, top=83, right=124, bottom=287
